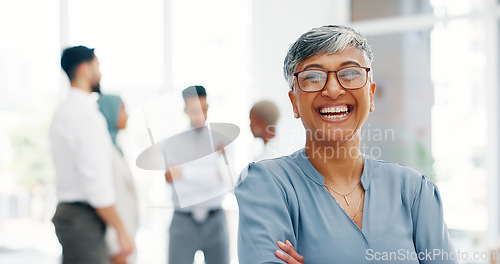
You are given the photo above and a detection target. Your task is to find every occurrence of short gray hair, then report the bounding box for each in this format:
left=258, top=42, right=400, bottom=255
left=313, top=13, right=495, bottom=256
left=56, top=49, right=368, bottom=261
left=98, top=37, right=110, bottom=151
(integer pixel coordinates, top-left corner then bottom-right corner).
left=283, top=25, right=374, bottom=89
left=251, top=100, right=280, bottom=126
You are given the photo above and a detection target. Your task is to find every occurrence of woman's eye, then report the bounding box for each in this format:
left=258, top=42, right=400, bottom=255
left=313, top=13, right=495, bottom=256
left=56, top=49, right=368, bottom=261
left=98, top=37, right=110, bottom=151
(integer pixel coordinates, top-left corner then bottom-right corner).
left=339, top=70, right=362, bottom=80
left=303, top=72, right=325, bottom=82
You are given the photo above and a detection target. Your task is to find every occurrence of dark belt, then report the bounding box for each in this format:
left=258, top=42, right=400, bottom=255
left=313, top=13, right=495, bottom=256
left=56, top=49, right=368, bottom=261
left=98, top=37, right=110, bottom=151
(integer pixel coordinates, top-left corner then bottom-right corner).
left=175, top=208, right=222, bottom=218
left=58, top=201, right=93, bottom=209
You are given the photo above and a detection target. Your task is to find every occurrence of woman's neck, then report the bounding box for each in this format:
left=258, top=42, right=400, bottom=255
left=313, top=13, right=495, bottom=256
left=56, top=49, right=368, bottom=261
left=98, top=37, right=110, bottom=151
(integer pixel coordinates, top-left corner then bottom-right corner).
left=305, top=136, right=364, bottom=188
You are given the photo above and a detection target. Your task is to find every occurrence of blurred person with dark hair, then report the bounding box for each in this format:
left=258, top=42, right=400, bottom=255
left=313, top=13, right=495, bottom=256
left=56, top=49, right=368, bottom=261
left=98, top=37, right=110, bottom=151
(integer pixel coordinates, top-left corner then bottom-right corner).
left=60, top=45, right=102, bottom=94
left=235, top=26, right=457, bottom=264
left=249, top=100, right=284, bottom=161
left=97, top=94, right=138, bottom=264
left=164, top=85, right=230, bottom=264
left=50, top=46, right=133, bottom=264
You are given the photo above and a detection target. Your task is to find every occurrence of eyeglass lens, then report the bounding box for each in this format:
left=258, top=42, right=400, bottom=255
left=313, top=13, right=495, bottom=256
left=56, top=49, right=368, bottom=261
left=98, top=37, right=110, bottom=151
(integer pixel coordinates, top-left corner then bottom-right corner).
left=297, top=67, right=367, bottom=91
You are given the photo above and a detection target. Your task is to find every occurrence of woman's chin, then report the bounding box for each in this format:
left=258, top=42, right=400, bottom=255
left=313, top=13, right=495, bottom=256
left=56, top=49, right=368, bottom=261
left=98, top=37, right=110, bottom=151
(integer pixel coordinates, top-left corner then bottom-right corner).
left=308, top=132, right=356, bottom=145
left=308, top=125, right=357, bottom=142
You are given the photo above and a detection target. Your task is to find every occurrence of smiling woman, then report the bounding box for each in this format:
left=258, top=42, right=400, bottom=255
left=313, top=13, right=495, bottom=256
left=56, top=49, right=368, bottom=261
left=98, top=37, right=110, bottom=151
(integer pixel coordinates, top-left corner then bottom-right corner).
left=235, top=25, right=458, bottom=264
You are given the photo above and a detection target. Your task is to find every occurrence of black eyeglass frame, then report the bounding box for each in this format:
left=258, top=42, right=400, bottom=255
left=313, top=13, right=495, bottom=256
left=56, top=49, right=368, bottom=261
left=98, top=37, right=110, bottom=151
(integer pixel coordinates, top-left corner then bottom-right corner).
left=293, top=66, right=371, bottom=92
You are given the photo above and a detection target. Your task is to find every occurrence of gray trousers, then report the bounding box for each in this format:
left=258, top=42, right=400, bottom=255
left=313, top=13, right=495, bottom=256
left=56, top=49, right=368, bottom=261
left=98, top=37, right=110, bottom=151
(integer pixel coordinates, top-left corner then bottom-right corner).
left=52, top=202, right=109, bottom=264
left=168, top=209, right=229, bottom=264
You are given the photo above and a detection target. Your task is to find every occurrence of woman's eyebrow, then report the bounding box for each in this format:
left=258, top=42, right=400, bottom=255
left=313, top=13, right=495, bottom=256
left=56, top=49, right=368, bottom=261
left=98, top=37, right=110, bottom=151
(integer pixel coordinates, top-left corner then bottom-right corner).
left=302, top=64, right=325, bottom=71
left=301, top=61, right=362, bottom=71
left=339, top=61, right=361, bottom=67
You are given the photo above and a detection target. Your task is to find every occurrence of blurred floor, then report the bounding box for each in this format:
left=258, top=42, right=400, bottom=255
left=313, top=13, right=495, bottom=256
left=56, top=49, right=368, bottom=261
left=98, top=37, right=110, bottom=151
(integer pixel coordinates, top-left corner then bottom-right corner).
left=0, top=219, right=60, bottom=264
left=0, top=205, right=239, bottom=264
left=0, top=247, right=60, bottom=264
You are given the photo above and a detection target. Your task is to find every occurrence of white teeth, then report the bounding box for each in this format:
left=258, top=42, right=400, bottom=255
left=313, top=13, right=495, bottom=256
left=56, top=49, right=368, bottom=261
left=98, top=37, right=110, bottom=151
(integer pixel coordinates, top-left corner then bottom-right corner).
left=324, top=112, right=348, bottom=119
left=319, top=106, right=348, bottom=114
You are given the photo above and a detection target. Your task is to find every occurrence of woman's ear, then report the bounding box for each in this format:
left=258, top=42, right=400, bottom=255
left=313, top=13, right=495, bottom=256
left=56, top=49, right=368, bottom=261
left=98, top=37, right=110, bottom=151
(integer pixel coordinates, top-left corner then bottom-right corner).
left=369, top=82, right=376, bottom=111
left=288, top=90, right=298, bottom=115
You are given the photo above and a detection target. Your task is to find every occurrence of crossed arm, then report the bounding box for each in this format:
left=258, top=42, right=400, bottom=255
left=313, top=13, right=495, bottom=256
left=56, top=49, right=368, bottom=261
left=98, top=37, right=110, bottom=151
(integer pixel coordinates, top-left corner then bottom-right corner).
left=236, top=162, right=306, bottom=264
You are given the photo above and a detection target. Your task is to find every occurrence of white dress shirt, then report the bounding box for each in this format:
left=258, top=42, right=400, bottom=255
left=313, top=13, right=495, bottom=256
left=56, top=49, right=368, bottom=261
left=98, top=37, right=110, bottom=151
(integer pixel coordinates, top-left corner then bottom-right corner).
left=50, top=88, right=115, bottom=208
left=254, top=136, right=285, bottom=162
left=171, top=151, right=229, bottom=209
left=163, top=126, right=233, bottom=222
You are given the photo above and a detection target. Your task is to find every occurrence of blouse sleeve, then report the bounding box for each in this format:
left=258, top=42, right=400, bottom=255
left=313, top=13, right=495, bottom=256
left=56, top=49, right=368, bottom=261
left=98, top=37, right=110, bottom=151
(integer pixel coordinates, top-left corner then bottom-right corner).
left=412, top=175, right=458, bottom=264
left=235, top=162, right=297, bottom=264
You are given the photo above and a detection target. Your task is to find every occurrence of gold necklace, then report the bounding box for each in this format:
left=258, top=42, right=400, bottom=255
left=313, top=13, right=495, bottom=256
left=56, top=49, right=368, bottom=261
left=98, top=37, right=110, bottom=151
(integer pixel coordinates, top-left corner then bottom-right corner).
left=324, top=180, right=360, bottom=206
left=326, top=184, right=364, bottom=220
left=350, top=191, right=364, bottom=220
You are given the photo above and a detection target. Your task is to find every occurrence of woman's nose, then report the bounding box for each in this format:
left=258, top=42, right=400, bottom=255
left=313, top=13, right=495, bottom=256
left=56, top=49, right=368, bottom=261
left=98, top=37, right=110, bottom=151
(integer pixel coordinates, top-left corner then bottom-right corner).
left=321, top=73, right=346, bottom=99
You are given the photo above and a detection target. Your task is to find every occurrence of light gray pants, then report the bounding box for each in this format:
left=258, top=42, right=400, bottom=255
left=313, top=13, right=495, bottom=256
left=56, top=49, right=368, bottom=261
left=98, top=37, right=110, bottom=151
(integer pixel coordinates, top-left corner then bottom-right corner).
left=168, top=209, right=229, bottom=264
left=52, top=202, right=109, bottom=264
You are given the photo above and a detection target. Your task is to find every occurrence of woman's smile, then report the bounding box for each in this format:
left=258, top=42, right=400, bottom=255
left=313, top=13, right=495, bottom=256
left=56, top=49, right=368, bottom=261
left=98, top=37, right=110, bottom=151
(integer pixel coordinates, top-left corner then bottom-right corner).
left=316, top=103, right=354, bottom=122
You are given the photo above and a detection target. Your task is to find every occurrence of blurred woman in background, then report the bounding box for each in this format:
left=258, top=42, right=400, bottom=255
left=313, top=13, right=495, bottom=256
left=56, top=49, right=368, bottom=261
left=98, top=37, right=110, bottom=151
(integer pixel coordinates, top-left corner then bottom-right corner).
left=97, top=94, right=138, bottom=264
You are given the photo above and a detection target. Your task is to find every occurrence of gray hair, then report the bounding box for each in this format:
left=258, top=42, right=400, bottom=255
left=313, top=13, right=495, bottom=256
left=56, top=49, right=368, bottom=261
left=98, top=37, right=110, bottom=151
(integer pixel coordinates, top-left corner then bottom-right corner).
left=283, top=25, right=374, bottom=89
left=251, top=100, right=280, bottom=126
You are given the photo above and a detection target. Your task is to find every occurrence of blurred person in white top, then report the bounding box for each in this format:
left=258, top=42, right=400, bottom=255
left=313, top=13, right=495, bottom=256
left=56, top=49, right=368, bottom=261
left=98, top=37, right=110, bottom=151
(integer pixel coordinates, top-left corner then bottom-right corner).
left=250, top=100, right=284, bottom=161
left=163, top=85, right=231, bottom=264
left=50, top=46, right=133, bottom=264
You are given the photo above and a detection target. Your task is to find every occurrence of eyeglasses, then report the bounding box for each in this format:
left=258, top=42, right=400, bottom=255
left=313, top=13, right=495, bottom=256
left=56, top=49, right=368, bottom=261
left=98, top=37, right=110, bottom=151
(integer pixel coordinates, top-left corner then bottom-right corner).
left=293, top=66, right=371, bottom=92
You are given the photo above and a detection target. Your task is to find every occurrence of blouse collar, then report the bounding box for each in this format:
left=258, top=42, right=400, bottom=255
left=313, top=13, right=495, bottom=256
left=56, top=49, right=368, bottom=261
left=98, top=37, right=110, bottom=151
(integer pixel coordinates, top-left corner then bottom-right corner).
left=292, top=148, right=373, bottom=191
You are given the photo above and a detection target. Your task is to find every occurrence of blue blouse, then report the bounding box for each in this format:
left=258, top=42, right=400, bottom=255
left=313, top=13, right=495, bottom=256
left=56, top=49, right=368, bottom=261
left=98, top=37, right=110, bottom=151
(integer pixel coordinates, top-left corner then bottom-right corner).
left=235, top=149, right=457, bottom=264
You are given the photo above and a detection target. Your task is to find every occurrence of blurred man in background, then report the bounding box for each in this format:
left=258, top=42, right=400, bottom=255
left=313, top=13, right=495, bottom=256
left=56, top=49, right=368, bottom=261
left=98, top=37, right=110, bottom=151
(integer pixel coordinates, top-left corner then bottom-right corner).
left=50, top=46, right=133, bottom=264
left=164, top=85, right=230, bottom=264
left=249, top=100, right=282, bottom=161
